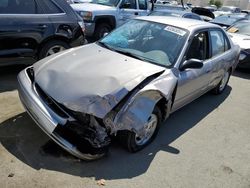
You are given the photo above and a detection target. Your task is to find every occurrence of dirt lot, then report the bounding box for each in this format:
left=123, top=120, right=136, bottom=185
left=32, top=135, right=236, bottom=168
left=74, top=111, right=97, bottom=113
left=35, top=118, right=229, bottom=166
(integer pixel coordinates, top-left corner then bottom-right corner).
left=0, top=66, right=250, bottom=188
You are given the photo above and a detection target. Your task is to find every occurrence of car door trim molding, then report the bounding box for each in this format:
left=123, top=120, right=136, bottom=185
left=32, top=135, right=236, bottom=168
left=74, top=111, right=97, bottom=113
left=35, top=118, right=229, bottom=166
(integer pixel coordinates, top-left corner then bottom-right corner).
left=0, top=13, right=66, bottom=17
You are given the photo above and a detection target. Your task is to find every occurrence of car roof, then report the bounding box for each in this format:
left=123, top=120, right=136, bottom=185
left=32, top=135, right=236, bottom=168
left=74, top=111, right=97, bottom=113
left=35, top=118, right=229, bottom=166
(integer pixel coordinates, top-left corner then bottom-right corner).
left=217, top=13, right=247, bottom=18
left=136, top=16, right=219, bottom=31
left=233, top=19, right=250, bottom=24
left=152, top=9, right=192, bottom=16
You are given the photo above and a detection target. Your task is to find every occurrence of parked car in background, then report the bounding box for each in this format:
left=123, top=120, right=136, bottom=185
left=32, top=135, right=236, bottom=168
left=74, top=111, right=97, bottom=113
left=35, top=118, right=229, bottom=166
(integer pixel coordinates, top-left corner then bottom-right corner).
left=0, top=0, right=85, bottom=66
left=191, top=7, right=215, bottom=21
left=149, top=9, right=202, bottom=20
left=213, top=6, right=241, bottom=17
left=18, top=17, right=240, bottom=160
left=156, top=0, right=178, bottom=5
left=154, top=4, right=187, bottom=11
left=227, top=20, right=250, bottom=69
left=210, top=13, right=247, bottom=29
left=66, top=0, right=74, bottom=4
left=241, top=10, right=250, bottom=15
left=204, top=5, right=217, bottom=12
left=73, top=0, right=92, bottom=3
left=71, top=0, right=149, bottom=40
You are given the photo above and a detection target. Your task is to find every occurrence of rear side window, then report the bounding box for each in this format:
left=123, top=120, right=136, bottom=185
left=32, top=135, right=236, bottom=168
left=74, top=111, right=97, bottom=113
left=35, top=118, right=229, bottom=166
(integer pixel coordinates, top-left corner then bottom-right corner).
left=0, top=0, right=8, bottom=8
left=0, top=0, right=37, bottom=14
left=41, top=0, right=64, bottom=14
left=210, top=30, right=230, bottom=57
left=138, top=0, right=147, bottom=10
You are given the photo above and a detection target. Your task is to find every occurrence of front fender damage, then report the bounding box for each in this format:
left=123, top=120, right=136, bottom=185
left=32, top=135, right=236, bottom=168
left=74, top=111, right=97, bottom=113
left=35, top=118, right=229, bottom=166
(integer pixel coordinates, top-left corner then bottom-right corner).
left=104, top=70, right=178, bottom=137
left=44, top=70, right=177, bottom=160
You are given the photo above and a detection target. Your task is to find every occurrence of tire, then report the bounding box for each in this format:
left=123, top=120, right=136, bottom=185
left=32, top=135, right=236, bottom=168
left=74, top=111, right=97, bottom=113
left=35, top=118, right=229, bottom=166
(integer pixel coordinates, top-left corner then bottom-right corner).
left=118, top=106, right=162, bottom=153
left=212, top=69, right=231, bottom=95
left=94, top=23, right=112, bottom=40
left=39, top=40, right=70, bottom=60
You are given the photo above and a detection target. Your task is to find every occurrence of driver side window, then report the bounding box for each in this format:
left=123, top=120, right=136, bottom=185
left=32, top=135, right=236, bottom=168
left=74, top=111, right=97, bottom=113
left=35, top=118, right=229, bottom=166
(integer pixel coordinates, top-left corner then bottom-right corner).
left=186, top=31, right=209, bottom=61
left=120, top=0, right=136, bottom=9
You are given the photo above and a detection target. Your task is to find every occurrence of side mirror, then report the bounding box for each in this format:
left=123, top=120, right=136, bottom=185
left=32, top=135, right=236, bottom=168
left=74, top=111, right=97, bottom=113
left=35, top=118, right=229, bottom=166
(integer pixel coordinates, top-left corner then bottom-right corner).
left=120, top=2, right=131, bottom=9
left=180, top=59, right=203, bottom=71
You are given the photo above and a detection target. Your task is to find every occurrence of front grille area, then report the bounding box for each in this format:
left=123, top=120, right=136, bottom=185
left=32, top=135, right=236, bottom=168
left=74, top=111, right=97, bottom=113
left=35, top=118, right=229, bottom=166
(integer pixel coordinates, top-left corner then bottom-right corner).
left=54, top=121, right=110, bottom=155
left=34, top=83, right=69, bottom=118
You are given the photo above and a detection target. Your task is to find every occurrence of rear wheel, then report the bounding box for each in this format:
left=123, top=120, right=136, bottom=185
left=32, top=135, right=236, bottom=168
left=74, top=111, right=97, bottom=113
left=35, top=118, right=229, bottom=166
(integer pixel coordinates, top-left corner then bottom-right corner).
left=212, top=69, right=231, bottom=95
left=118, top=106, right=162, bottom=152
left=39, top=40, right=70, bottom=59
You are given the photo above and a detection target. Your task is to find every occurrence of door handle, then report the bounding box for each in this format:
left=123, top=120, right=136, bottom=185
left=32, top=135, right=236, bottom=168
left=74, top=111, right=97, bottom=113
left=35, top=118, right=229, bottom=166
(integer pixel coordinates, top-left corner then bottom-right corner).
left=134, top=12, right=138, bottom=15
left=206, top=68, right=212, bottom=73
left=38, top=24, right=48, bottom=29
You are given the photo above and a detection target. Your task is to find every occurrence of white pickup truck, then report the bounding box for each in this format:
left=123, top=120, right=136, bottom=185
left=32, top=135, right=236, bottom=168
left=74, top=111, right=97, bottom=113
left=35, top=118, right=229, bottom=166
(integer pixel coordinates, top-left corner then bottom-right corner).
left=71, top=0, right=150, bottom=39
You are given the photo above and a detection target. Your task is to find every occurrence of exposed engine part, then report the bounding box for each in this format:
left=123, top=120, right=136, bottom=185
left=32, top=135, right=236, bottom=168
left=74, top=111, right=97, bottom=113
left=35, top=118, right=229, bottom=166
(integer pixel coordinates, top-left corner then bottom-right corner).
left=54, top=116, right=110, bottom=156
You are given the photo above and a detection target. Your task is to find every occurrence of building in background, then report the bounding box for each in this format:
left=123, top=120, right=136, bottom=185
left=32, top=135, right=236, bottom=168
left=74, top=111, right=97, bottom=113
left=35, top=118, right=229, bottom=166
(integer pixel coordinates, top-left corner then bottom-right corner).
left=185, top=0, right=250, bottom=9
left=224, top=0, right=250, bottom=9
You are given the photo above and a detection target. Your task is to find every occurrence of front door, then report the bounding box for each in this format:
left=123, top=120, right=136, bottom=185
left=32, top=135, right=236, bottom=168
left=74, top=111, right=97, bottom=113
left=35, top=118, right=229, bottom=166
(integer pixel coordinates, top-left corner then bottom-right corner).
left=173, top=31, right=213, bottom=111
left=117, top=0, right=140, bottom=27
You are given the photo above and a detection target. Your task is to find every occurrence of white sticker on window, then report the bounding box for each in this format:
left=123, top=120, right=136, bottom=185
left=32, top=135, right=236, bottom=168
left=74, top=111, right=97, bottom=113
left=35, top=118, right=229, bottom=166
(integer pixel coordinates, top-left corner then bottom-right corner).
left=164, top=26, right=186, bottom=36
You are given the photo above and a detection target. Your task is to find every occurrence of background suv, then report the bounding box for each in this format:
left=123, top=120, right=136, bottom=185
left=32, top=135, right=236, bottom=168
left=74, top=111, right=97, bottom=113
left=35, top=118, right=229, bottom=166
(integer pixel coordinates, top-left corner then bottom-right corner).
left=0, top=0, right=85, bottom=66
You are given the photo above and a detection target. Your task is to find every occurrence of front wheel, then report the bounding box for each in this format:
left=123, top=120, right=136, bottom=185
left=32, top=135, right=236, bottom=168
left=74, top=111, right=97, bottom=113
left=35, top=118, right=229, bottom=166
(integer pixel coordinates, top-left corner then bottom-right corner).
left=94, top=23, right=112, bottom=40
left=212, top=69, right=231, bottom=95
left=118, top=106, right=162, bottom=152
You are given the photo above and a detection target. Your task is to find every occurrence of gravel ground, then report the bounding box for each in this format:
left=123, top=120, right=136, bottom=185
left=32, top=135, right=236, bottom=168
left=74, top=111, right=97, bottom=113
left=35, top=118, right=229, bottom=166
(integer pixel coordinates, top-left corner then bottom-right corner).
left=0, top=66, right=250, bottom=188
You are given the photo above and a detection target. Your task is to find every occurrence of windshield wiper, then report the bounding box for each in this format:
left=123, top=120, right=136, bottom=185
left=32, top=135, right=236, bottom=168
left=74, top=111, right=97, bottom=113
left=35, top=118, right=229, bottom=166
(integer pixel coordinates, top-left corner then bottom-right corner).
left=114, top=49, right=160, bottom=65
left=98, top=42, right=138, bottom=58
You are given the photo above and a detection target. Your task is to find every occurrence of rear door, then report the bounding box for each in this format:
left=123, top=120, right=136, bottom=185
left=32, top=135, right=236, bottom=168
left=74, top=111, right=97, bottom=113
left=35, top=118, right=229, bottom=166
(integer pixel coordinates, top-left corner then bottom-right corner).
left=208, top=29, right=232, bottom=87
left=0, top=0, right=53, bottom=65
left=0, top=11, right=19, bottom=65
left=38, top=0, right=77, bottom=39
left=173, top=30, right=213, bottom=111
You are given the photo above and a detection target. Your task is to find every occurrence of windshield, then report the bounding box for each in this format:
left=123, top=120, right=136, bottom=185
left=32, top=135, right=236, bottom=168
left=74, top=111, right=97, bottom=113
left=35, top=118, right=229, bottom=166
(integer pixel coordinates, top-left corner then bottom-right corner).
left=227, top=22, right=250, bottom=36
left=219, top=6, right=234, bottom=12
left=90, top=0, right=120, bottom=6
left=98, top=19, right=188, bottom=67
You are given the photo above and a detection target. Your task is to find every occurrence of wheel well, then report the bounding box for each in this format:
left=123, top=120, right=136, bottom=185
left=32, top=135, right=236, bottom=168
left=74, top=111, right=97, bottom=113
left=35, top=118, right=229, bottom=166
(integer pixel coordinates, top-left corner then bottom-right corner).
left=156, top=98, right=168, bottom=121
left=37, top=36, right=70, bottom=56
left=229, top=67, right=233, bottom=74
left=95, top=17, right=116, bottom=29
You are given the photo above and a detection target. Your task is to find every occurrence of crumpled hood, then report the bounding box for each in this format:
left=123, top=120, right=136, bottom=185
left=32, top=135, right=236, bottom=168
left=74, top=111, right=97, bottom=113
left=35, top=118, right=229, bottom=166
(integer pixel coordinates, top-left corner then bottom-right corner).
left=33, top=43, right=166, bottom=118
left=228, top=33, right=250, bottom=49
left=71, top=3, right=115, bottom=12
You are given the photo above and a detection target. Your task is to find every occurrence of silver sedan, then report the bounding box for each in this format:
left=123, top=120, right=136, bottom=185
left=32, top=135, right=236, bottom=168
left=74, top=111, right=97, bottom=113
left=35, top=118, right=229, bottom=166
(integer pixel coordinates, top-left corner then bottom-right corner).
left=17, top=17, right=240, bottom=160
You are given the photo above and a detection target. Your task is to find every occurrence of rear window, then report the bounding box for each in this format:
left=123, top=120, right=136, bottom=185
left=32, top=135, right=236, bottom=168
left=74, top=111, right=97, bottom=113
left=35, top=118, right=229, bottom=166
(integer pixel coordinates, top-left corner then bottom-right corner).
left=41, top=0, right=64, bottom=14
left=0, top=0, right=37, bottom=14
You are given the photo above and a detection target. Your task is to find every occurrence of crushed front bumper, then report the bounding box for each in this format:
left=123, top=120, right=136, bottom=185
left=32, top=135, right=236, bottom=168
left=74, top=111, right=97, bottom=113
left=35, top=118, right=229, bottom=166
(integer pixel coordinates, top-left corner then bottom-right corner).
left=17, top=67, right=108, bottom=160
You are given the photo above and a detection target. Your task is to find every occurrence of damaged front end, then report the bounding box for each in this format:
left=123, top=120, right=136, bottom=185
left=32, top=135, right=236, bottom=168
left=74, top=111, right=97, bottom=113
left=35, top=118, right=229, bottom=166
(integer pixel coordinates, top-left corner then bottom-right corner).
left=18, top=67, right=110, bottom=160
